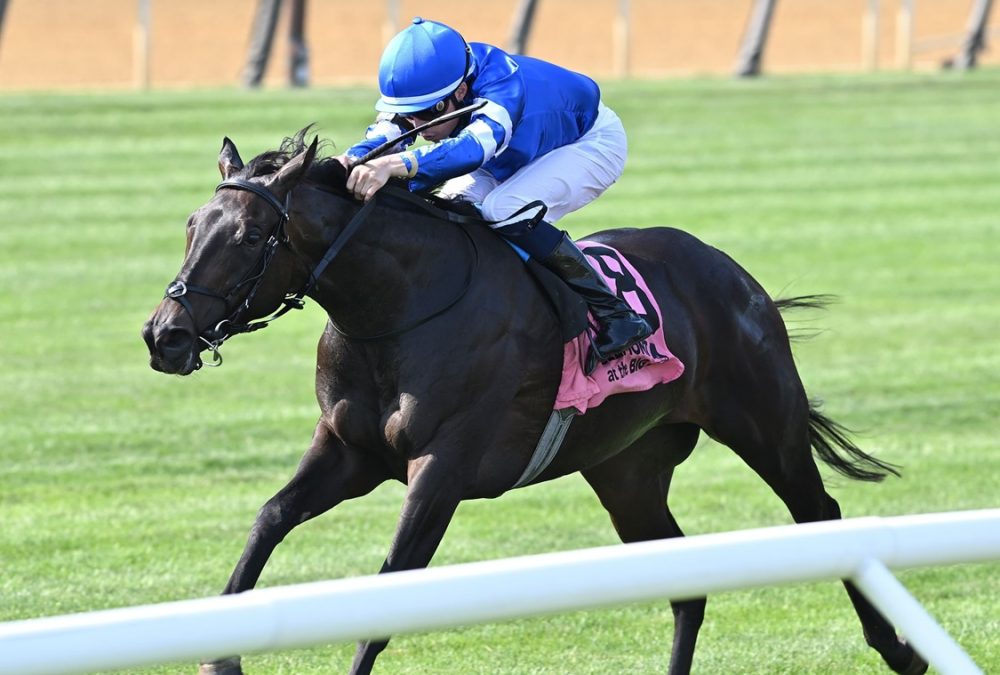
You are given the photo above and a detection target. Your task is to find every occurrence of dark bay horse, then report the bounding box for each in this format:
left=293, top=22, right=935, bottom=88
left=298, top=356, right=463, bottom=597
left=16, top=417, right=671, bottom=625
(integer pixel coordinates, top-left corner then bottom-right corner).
left=142, top=131, right=925, bottom=675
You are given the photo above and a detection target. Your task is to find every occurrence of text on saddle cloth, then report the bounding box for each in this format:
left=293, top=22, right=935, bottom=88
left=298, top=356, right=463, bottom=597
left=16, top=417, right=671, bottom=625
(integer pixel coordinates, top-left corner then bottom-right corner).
left=556, top=240, right=685, bottom=414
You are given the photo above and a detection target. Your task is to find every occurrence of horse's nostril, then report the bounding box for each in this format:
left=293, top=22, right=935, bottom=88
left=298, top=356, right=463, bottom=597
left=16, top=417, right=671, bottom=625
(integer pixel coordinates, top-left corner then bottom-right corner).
left=159, top=328, right=194, bottom=356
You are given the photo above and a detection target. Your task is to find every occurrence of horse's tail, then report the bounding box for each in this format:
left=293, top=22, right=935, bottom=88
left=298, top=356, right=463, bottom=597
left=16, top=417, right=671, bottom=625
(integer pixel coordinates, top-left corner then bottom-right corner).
left=774, top=294, right=838, bottom=342
left=774, top=294, right=837, bottom=313
left=773, top=295, right=901, bottom=481
left=808, top=401, right=901, bottom=482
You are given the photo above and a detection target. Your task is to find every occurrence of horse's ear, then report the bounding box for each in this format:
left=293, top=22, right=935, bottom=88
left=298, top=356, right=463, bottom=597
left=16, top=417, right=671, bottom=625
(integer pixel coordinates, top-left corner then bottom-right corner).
left=267, top=136, right=318, bottom=194
left=218, top=137, right=244, bottom=179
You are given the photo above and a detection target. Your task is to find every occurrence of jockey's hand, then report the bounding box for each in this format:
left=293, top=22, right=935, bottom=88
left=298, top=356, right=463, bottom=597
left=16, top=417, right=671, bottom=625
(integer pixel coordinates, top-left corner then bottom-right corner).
left=345, top=155, right=408, bottom=202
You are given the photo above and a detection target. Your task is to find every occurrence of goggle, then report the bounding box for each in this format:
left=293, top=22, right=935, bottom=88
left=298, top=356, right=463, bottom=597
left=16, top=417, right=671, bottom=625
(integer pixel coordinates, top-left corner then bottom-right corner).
left=408, top=96, right=453, bottom=122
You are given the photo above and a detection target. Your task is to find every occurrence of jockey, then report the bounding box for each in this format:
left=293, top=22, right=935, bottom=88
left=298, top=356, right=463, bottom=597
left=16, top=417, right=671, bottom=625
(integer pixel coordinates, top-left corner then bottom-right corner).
left=337, top=17, right=652, bottom=363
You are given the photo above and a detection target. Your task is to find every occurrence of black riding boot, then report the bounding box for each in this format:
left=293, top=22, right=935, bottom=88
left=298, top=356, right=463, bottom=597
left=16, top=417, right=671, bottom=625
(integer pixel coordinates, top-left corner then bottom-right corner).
left=542, top=233, right=653, bottom=362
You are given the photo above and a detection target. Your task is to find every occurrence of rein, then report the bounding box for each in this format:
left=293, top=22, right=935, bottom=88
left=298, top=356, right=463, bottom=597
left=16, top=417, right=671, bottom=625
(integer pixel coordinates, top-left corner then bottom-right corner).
left=163, top=178, right=481, bottom=365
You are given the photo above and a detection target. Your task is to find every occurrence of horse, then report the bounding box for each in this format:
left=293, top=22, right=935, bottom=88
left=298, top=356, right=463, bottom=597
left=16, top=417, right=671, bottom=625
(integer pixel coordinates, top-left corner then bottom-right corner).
left=141, top=130, right=926, bottom=675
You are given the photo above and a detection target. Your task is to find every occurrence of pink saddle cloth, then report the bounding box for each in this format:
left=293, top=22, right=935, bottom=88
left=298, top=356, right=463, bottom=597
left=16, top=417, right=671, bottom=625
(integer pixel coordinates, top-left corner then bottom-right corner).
left=556, top=240, right=685, bottom=414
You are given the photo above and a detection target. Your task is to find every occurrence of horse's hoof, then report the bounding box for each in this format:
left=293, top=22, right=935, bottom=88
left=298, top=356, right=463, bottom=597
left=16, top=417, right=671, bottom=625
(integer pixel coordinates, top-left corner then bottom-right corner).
left=890, top=639, right=928, bottom=675
left=198, top=656, right=243, bottom=675
left=897, top=641, right=928, bottom=675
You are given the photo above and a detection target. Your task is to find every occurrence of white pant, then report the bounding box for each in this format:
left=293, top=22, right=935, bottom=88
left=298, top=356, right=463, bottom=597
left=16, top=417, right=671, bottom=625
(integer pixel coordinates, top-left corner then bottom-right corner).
left=436, top=102, right=627, bottom=224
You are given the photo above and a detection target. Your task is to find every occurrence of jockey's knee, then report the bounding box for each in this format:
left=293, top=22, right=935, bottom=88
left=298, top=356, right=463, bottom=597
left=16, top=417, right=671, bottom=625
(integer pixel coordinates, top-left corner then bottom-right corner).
left=481, top=191, right=530, bottom=223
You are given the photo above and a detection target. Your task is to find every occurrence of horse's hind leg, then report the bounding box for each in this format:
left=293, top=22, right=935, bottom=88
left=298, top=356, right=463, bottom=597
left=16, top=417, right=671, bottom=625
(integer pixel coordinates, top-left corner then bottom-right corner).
left=582, top=423, right=703, bottom=675
left=705, top=393, right=926, bottom=674
left=198, top=424, right=388, bottom=675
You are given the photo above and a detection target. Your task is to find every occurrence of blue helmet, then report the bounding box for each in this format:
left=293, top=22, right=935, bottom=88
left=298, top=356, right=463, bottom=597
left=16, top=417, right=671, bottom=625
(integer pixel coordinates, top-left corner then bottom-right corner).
left=376, top=18, right=472, bottom=114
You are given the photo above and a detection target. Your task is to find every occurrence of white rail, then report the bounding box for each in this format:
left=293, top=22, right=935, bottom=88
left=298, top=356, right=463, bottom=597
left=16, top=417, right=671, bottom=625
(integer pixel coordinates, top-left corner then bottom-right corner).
left=1, top=510, right=997, bottom=675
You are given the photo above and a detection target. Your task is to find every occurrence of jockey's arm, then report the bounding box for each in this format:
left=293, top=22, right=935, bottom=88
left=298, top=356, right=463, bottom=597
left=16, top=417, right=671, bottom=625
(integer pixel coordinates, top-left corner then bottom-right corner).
left=345, top=131, right=486, bottom=202
left=406, top=114, right=508, bottom=191
left=345, top=113, right=508, bottom=201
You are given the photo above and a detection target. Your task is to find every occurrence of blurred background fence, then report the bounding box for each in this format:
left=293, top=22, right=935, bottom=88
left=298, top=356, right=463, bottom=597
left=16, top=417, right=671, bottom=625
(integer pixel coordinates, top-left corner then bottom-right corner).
left=0, top=0, right=996, bottom=91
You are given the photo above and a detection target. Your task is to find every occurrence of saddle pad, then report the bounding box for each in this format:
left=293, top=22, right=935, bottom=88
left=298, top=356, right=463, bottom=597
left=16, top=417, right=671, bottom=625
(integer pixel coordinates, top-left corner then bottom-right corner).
left=556, top=240, right=685, bottom=414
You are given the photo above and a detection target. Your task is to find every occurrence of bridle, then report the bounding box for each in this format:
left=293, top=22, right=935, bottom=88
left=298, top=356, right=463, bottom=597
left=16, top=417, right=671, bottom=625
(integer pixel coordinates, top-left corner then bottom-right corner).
left=163, top=177, right=478, bottom=367
left=163, top=178, right=299, bottom=366
left=163, top=177, right=376, bottom=366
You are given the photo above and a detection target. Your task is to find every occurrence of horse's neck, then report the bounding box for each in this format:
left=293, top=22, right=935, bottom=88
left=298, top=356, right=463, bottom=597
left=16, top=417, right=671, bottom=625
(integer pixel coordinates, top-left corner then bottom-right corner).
left=297, top=190, right=469, bottom=337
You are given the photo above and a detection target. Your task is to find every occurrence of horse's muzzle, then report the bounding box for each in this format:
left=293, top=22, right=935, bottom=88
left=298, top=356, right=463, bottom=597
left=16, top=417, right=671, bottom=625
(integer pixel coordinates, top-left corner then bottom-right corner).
left=142, top=308, right=203, bottom=375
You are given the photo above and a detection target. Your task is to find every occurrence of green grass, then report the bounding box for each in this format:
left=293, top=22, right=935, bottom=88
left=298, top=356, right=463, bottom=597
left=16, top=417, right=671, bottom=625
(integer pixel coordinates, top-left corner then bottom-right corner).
left=1, top=70, right=998, bottom=674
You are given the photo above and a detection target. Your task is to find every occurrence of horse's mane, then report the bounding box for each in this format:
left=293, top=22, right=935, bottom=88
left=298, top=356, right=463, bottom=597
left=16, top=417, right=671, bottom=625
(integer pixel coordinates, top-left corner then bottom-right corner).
left=241, top=125, right=350, bottom=195
left=242, top=126, right=482, bottom=218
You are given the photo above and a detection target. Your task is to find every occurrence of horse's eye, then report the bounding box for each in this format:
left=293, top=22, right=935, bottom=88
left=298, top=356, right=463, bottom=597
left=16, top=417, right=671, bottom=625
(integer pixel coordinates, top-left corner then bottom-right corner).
left=244, top=230, right=263, bottom=246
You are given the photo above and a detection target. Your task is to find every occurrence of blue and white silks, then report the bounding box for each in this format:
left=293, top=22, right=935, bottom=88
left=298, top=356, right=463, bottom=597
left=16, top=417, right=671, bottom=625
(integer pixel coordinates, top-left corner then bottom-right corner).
left=345, top=43, right=602, bottom=194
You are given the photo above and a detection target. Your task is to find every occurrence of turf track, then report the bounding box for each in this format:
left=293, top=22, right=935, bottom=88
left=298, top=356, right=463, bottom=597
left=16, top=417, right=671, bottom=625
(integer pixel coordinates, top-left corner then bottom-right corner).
left=1, top=70, right=998, bottom=673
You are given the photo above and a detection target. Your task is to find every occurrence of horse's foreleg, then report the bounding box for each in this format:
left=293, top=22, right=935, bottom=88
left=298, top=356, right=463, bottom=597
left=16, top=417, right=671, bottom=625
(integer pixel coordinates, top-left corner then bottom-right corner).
left=582, top=423, right=703, bottom=675
left=198, top=424, right=387, bottom=675
left=350, top=453, right=463, bottom=675
left=220, top=426, right=387, bottom=596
